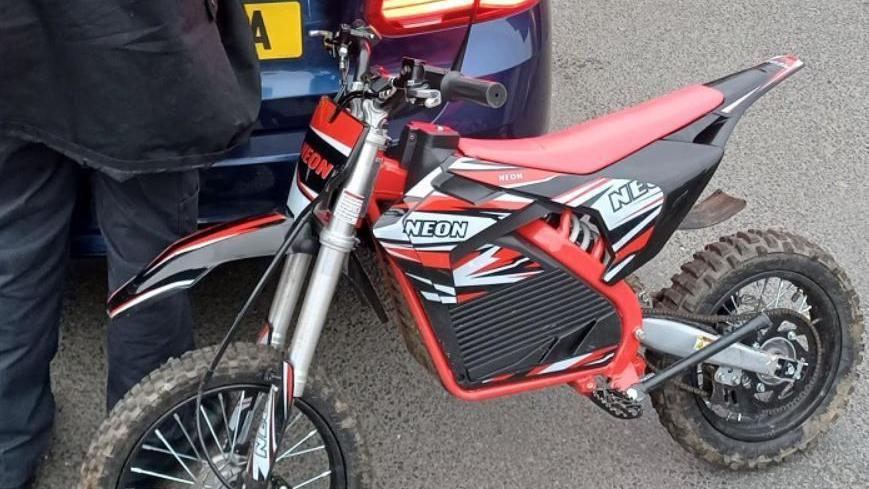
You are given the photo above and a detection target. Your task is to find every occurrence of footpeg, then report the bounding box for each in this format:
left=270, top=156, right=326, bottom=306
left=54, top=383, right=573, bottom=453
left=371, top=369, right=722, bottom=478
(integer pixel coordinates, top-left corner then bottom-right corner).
left=589, top=387, right=643, bottom=419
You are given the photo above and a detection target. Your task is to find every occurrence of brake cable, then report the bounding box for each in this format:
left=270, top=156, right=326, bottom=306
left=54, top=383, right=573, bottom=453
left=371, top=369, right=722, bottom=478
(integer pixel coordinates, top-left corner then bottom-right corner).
left=193, top=196, right=322, bottom=489
left=191, top=140, right=365, bottom=487
left=451, top=0, right=482, bottom=72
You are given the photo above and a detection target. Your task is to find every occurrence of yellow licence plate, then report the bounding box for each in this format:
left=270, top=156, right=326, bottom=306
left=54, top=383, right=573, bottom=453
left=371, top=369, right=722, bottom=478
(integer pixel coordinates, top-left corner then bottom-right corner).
left=243, top=1, right=303, bottom=60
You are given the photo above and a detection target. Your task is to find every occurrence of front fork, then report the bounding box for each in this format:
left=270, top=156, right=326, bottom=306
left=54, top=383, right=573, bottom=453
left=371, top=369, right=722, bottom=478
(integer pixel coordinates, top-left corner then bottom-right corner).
left=244, top=126, right=387, bottom=486
left=287, top=126, right=386, bottom=395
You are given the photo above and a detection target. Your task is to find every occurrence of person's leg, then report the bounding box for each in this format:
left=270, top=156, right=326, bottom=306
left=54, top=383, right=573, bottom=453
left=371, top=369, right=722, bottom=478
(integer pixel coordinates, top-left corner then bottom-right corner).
left=0, top=140, right=76, bottom=488
left=92, top=170, right=200, bottom=410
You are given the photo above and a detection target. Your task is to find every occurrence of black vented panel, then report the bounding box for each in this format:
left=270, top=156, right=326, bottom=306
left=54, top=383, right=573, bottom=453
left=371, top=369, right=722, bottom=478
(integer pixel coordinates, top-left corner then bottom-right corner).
left=450, top=270, right=617, bottom=381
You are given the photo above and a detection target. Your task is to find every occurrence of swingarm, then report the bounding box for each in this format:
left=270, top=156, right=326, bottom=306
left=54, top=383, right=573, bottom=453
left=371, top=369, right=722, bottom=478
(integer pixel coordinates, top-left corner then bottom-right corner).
left=630, top=312, right=806, bottom=400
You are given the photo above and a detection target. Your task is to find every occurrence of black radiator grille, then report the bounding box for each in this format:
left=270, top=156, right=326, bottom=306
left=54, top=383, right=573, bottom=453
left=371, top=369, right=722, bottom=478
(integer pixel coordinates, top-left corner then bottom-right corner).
left=450, top=269, right=616, bottom=380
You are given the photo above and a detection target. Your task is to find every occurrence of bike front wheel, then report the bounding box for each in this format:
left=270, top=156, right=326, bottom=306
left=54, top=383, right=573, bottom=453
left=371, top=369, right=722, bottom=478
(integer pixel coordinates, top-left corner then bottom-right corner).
left=80, top=343, right=370, bottom=489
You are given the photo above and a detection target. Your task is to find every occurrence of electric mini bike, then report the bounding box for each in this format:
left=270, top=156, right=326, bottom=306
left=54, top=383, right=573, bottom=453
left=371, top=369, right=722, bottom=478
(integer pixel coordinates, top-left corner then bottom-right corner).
left=81, top=23, right=863, bottom=489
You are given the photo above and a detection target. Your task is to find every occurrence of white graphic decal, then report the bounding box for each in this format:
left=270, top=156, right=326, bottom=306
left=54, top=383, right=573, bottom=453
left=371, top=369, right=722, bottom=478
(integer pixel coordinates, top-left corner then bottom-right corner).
left=449, top=157, right=519, bottom=171
left=556, top=179, right=664, bottom=248
left=491, top=193, right=534, bottom=204
left=603, top=255, right=636, bottom=282
left=311, top=126, right=352, bottom=156
left=589, top=180, right=663, bottom=230
left=404, top=219, right=468, bottom=239
left=287, top=167, right=314, bottom=216
left=405, top=167, right=442, bottom=199
left=333, top=190, right=365, bottom=226
left=453, top=246, right=542, bottom=287
left=538, top=353, right=593, bottom=374
left=110, top=279, right=197, bottom=318
left=612, top=207, right=662, bottom=251
left=408, top=273, right=457, bottom=304
left=249, top=385, right=278, bottom=481
left=401, top=211, right=501, bottom=248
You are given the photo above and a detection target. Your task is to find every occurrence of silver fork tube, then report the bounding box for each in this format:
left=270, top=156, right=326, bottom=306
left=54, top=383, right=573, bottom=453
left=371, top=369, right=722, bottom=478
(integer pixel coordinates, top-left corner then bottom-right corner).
left=289, top=128, right=387, bottom=395
left=289, top=246, right=350, bottom=395
left=267, top=253, right=313, bottom=349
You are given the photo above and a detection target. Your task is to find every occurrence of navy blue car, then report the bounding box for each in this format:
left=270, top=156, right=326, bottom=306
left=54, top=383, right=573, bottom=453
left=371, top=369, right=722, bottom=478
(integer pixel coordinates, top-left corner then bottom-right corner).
left=71, top=0, right=552, bottom=255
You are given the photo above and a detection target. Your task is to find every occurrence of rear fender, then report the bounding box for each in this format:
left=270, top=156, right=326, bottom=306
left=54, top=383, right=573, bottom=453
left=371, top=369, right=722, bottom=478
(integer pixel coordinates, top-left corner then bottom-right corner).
left=713, top=55, right=804, bottom=118
left=108, top=212, right=293, bottom=318
left=678, top=189, right=746, bottom=230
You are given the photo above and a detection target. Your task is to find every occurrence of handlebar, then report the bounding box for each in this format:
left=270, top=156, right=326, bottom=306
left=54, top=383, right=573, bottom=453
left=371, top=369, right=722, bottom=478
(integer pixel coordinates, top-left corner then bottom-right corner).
left=312, top=26, right=509, bottom=113
left=423, top=66, right=508, bottom=109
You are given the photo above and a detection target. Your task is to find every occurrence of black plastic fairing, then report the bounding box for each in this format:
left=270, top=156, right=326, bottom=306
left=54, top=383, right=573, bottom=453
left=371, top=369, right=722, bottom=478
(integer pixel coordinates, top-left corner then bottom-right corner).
left=668, top=57, right=804, bottom=147
left=346, top=251, right=389, bottom=323
left=596, top=140, right=723, bottom=279
left=394, top=123, right=460, bottom=189
left=432, top=168, right=503, bottom=204
left=449, top=268, right=619, bottom=382
left=427, top=166, right=560, bottom=260
left=504, top=139, right=724, bottom=282
left=448, top=202, right=553, bottom=261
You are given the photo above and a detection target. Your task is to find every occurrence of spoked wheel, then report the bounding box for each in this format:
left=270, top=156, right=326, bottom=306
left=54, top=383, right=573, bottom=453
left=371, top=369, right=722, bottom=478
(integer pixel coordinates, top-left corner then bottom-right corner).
left=651, top=230, right=863, bottom=469
left=119, top=388, right=337, bottom=488
left=695, top=275, right=831, bottom=440
left=81, top=343, right=370, bottom=488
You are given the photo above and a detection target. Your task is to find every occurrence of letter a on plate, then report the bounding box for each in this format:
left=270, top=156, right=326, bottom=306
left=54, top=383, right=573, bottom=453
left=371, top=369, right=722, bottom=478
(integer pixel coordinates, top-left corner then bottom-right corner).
left=243, top=1, right=303, bottom=60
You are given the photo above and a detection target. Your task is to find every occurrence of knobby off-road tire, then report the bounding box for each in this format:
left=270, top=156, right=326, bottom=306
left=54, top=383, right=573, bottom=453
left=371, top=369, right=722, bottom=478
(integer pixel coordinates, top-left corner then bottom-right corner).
left=79, top=342, right=371, bottom=488
left=651, top=229, right=864, bottom=469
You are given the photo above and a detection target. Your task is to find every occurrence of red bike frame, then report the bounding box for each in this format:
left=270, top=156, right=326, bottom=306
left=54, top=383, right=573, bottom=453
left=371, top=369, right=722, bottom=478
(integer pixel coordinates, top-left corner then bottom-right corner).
left=368, top=156, right=645, bottom=400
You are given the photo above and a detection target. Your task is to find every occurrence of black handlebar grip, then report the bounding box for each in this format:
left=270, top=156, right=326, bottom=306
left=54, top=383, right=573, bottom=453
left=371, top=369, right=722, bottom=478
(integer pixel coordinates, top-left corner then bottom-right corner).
left=440, top=71, right=508, bottom=109
left=423, top=66, right=508, bottom=109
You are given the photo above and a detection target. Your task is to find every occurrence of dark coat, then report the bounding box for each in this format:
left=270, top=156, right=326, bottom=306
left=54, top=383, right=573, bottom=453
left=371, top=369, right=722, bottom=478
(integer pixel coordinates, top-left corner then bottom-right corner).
left=0, top=0, right=261, bottom=178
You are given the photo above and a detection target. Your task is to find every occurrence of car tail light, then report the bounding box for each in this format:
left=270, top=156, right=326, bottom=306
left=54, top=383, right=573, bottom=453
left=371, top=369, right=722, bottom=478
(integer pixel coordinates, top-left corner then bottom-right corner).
left=366, top=0, right=540, bottom=36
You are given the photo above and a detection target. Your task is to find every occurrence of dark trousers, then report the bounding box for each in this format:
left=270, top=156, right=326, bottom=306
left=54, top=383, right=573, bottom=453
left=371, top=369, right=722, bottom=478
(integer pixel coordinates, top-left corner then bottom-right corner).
left=0, top=138, right=199, bottom=487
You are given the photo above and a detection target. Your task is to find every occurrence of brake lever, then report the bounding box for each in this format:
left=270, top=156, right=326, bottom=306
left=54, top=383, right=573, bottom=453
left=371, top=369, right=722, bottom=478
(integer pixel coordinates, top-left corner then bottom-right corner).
left=406, top=87, right=442, bottom=108
left=310, top=24, right=380, bottom=48
left=308, top=29, right=333, bottom=40
left=348, top=24, right=381, bottom=45
left=311, top=24, right=382, bottom=83
left=309, top=29, right=341, bottom=60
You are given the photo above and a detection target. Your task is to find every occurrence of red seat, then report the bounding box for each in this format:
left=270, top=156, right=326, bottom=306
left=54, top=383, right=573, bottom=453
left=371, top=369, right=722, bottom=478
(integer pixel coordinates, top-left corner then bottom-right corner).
left=457, top=85, right=724, bottom=175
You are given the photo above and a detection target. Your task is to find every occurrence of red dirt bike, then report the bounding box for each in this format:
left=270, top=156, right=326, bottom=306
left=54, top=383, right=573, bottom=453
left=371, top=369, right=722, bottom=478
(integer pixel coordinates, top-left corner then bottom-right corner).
left=81, top=24, right=863, bottom=489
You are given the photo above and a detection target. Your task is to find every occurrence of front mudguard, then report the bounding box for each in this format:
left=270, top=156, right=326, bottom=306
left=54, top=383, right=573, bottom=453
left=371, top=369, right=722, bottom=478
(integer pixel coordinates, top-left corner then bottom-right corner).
left=108, top=212, right=294, bottom=318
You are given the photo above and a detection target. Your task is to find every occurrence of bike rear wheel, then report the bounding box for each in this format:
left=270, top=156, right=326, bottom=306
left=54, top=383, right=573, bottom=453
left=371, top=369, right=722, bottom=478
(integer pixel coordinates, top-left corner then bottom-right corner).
left=650, top=230, right=863, bottom=469
left=80, top=342, right=370, bottom=488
